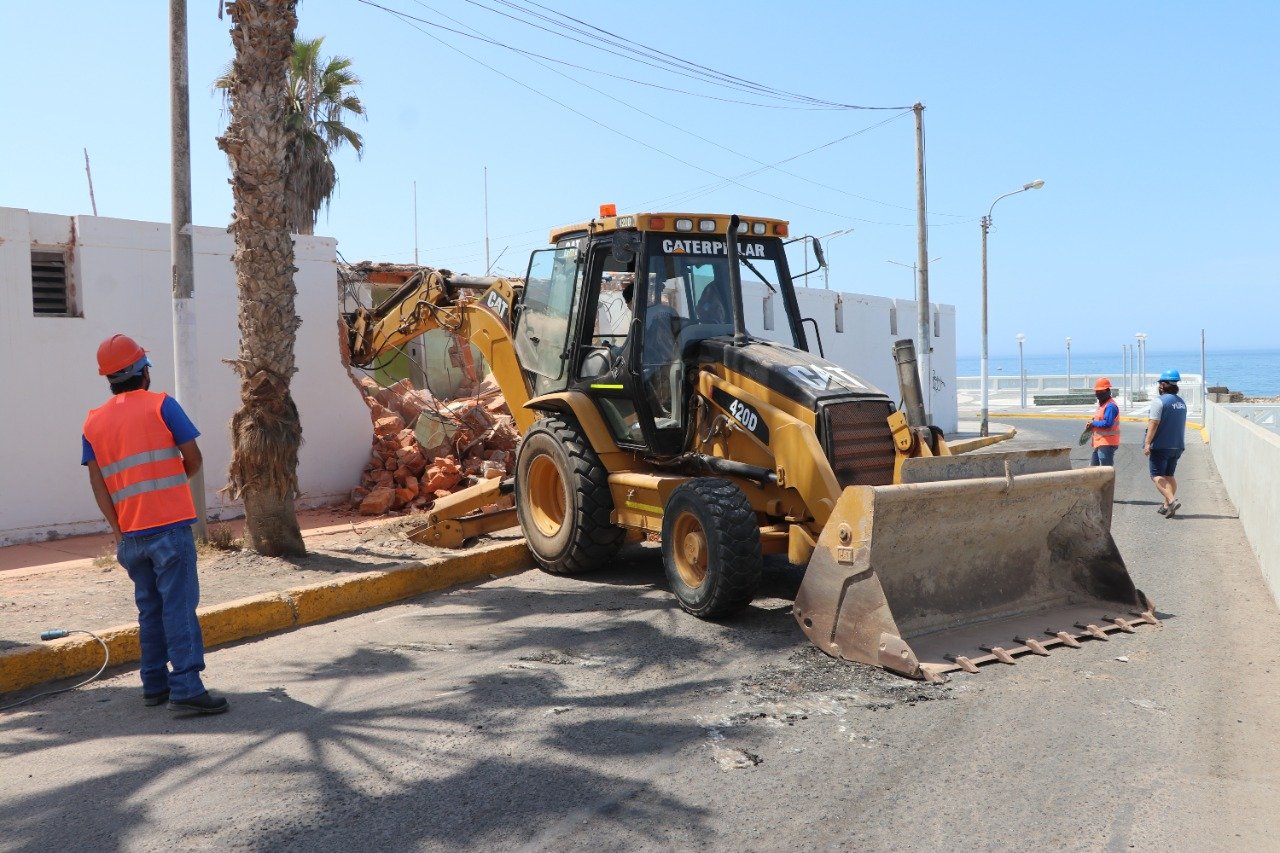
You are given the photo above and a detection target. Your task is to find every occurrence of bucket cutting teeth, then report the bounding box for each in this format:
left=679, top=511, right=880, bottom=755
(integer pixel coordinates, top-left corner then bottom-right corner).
left=979, top=645, right=1017, bottom=665
left=1104, top=615, right=1137, bottom=633
left=1014, top=636, right=1051, bottom=656
left=1048, top=630, right=1083, bottom=648
left=944, top=654, right=980, bottom=674
left=1075, top=622, right=1110, bottom=641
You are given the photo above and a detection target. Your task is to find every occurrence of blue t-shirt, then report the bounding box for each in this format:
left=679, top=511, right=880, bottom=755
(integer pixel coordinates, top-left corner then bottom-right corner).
left=82, top=394, right=201, bottom=537
left=1091, top=400, right=1119, bottom=429
left=1148, top=393, right=1187, bottom=451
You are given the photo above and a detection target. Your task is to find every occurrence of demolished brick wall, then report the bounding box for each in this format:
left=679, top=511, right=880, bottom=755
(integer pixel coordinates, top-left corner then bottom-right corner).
left=351, top=373, right=518, bottom=516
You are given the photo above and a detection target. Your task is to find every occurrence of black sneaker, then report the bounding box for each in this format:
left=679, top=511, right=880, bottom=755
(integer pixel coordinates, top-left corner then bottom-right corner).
left=1165, top=500, right=1181, bottom=519
left=143, top=689, right=170, bottom=707
left=1157, top=504, right=1168, bottom=515
left=168, top=691, right=229, bottom=715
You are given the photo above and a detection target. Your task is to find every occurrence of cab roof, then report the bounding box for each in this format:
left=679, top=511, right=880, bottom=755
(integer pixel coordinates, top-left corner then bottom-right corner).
left=548, top=212, right=789, bottom=244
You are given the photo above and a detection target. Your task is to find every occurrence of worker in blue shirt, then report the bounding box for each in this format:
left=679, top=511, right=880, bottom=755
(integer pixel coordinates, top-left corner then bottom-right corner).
left=1144, top=369, right=1188, bottom=519
left=1086, top=378, right=1121, bottom=466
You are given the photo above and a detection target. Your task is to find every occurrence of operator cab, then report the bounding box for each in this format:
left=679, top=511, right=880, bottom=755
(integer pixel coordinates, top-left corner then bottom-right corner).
left=515, top=209, right=810, bottom=456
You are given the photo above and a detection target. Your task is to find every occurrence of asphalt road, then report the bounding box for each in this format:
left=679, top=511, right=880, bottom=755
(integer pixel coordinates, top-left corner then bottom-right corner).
left=2, top=419, right=1278, bottom=851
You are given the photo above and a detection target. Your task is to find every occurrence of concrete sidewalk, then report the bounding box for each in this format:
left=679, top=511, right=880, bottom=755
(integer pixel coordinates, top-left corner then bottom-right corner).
left=0, top=511, right=531, bottom=697
left=0, top=507, right=367, bottom=579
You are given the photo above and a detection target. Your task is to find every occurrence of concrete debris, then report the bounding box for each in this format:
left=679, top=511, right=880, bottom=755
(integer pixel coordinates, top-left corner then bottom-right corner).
left=711, top=746, right=763, bottom=770
left=352, top=374, right=518, bottom=516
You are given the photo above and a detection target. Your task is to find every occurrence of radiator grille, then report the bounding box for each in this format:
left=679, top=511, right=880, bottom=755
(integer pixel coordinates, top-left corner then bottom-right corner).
left=821, top=400, right=896, bottom=487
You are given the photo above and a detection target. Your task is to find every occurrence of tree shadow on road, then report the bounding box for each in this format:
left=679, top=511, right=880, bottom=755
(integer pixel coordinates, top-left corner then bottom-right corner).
left=0, top=570, right=767, bottom=849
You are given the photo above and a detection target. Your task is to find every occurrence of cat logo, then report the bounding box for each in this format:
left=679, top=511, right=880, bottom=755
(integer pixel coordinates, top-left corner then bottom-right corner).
left=484, top=289, right=510, bottom=323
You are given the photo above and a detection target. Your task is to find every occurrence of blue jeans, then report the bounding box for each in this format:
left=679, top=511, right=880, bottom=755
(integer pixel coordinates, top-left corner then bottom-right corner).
left=117, top=525, right=206, bottom=700
left=1091, top=445, right=1117, bottom=466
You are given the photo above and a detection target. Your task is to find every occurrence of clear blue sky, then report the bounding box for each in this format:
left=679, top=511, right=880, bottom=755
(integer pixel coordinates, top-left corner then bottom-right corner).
left=3, top=1, right=1277, bottom=357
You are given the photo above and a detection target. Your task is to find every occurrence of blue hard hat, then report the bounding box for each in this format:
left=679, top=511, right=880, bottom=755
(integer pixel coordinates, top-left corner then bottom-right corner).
left=1159, top=369, right=1181, bottom=382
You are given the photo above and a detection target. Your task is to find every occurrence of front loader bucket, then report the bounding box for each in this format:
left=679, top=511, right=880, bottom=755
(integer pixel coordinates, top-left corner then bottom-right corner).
left=793, top=466, right=1157, bottom=680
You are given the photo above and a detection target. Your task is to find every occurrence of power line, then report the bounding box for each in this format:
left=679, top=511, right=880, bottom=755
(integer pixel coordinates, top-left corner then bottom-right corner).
left=465, top=0, right=908, bottom=110
left=409, top=0, right=942, bottom=219
left=362, top=0, right=850, bottom=110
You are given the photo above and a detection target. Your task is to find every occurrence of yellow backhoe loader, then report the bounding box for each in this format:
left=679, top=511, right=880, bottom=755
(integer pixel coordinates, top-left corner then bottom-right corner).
left=345, top=208, right=1157, bottom=681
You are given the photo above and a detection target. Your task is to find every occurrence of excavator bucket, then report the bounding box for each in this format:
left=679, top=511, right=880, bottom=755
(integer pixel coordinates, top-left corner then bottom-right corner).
left=793, top=465, right=1158, bottom=681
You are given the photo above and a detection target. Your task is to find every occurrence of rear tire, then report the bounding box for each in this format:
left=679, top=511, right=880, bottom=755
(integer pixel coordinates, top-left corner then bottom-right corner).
left=662, top=478, right=763, bottom=617
left=515, top=416, right=623, bottom=575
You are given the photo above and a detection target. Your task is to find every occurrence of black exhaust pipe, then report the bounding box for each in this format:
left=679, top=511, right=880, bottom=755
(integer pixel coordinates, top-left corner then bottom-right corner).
left=725, top=215, right=748, bottom=347
left=893, top=338, right=927, bottom=428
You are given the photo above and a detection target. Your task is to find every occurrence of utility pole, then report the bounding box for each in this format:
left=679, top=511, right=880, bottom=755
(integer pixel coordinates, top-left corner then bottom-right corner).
left=483, top=166, right=490, bottom=275
left=413, top=180, right=419, bottom=265
left=83, top=149, right=99, bottom=216
left=170, top=0, right=205, bottom=540
left=913, top=103, right=932, bottom=421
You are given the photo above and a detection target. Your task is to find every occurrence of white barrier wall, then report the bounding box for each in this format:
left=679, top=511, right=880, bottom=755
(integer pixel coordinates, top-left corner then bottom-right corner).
left=0, top=208, right=371, bottom=545
left=746, top=283, right=958, bottom=433
left=1205, top=402, right=1280, bottom=607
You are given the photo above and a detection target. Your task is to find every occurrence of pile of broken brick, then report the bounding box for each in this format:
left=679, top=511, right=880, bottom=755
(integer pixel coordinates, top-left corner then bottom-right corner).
left=351, top=375, right=519, bottom=516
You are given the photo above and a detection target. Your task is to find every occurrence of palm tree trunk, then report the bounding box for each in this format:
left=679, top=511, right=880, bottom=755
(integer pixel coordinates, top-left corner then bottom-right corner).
left=217, top=0, right=305, bottom=557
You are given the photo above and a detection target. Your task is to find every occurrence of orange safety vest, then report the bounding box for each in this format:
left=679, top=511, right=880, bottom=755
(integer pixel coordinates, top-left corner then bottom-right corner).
left=83, top=390, right=195, bottom=533
left=1092, top=398, right=1121, bottom=448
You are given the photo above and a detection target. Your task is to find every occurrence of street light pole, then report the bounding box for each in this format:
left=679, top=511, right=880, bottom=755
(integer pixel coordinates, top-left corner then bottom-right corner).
left=1065, top=336, right=1072, bottom=392
left=819, top=229, right=854, bottom=290
left=1136, top=332, right=1147, bottom=392
left=1123, top=344, right=1130, bottom=408
left=887, top=257, right=941, bottom=295
left=1016, top=333, right=1027, bottom=409
left=979, top=179, right=1045, bottom=436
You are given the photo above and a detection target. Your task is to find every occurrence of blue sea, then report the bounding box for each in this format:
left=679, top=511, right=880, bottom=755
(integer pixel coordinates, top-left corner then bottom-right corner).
left=956, top=349, right=1280, bottom=397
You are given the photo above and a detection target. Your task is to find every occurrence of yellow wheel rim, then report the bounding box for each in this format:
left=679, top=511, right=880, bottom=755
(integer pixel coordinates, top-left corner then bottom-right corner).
left=672, top=511, right=709, bottom=589
left=527, top=454, right=567, bottom=538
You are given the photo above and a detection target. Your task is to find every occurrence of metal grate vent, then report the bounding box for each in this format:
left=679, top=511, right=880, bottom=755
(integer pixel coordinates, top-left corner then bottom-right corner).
left=821, top=399, right=896, bottom=487
left=32, top=250, right=69, bottom=316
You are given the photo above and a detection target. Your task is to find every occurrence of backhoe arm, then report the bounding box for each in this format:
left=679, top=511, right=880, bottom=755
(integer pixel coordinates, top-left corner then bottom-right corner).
left=345, top=269, right=536, bottom=433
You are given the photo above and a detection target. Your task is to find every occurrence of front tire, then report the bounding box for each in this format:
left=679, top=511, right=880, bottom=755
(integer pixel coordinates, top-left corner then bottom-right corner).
left=662, top=478, right=763, bottom=617
left=515, top=416, right=623, bottom=575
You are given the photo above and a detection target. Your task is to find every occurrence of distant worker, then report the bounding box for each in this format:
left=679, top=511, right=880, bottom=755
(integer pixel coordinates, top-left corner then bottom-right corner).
left=1144, top=369, right=1188, bottom=518
left=81, top=335, right=228, bottom=715
left=1085, top=378, right=1121, bottom=466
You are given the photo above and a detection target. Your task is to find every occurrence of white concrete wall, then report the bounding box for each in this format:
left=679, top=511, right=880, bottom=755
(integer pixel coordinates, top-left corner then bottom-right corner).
left=745, top=284, right=958, bottom=433
left=0, top=208, right=370, bottom=545
left=1205, top=402, right=1280, bottom=607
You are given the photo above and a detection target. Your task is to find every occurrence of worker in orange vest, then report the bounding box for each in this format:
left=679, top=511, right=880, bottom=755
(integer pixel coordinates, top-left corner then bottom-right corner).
left=1085, top=377, right=1121, bottom=466
left=82, top=334, right=228, bottom=716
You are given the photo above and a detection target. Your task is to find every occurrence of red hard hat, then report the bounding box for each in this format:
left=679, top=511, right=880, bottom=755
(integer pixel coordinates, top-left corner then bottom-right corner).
left=1094, top=377, right=1112, bottom=391
left=97, top=334, right=146, bottom=376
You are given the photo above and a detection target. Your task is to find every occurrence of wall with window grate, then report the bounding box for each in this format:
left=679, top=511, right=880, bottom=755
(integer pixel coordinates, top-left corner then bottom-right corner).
left=0, top=207, right=370, bottom=545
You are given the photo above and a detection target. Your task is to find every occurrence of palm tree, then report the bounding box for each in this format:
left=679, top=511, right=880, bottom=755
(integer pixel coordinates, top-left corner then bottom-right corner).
left=217, top=36, right=365, bottom=235
left=284, top=37, right=365, bottom=235
left=216, top=0, right=306, bottom=557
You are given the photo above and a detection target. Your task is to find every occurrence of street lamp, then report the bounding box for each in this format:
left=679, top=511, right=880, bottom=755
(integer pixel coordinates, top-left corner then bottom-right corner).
left=1135, top=332, right=1147, bottom=392
left=1016, top=333, right=1027, bottom=409
left=887, top=257, right=942, bottom=291
left=816, top=228, right=854, bottom=290
left=980, top=179, right=1045, bottom=435
left=1065, top=336, right=1072, bottom=392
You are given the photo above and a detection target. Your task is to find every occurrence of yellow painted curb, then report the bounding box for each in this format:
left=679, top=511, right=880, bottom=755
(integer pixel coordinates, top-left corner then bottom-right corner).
left=0, top=538, right=531, bottom=698
left=979, top=412, right=1210, bottom=443
left=948, top=428, right=1017, bottom=454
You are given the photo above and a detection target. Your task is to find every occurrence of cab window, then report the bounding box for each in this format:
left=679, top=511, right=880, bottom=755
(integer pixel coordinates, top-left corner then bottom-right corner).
left=516, top=245, right=580, bottom=393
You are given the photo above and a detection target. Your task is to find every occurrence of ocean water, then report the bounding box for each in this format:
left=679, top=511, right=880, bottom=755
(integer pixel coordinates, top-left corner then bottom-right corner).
left=955, top=349, right=1280, bottom=397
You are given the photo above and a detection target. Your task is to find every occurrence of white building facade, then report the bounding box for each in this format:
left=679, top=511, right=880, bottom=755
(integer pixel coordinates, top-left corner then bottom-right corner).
left=0, top=208, right=370, bottom=546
